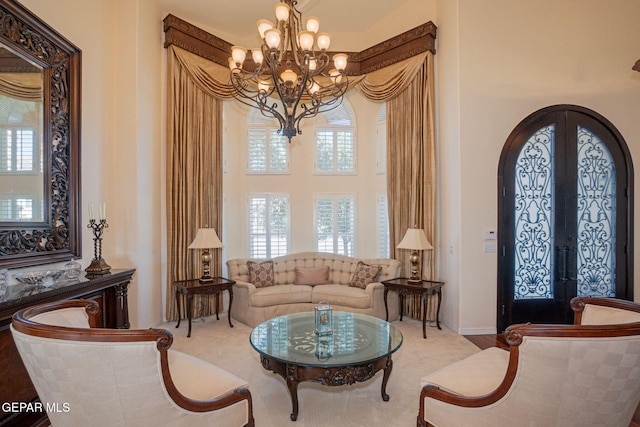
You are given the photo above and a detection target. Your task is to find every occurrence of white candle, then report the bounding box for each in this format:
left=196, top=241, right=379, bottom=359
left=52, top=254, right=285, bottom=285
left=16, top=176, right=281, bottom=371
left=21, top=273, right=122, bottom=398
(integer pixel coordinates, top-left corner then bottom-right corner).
left=89, top=203, right=94, bottom=220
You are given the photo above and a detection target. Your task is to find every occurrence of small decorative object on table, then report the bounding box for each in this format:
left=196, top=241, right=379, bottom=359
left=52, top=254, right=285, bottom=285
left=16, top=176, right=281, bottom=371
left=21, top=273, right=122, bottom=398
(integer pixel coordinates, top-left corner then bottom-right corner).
left=13, top=270, right=65, bottom=289
left=314, top=301, right=333, bottom=336
left=86, top=203, right=111, bottom=276
left=315, top=333, right=334, bottom=360
left=64, top=258, right=82, bottom=279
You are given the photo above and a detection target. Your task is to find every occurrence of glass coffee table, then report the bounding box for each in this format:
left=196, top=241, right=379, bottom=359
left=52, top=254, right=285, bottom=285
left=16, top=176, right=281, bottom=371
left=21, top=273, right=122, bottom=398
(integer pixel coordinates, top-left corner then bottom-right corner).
left=250, top=311, right=403, bottom=421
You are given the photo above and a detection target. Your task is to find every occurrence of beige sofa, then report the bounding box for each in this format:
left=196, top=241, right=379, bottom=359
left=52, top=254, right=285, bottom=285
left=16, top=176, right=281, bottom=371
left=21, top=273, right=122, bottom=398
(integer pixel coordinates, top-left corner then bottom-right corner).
left=226, top=252, right=402, bottom=327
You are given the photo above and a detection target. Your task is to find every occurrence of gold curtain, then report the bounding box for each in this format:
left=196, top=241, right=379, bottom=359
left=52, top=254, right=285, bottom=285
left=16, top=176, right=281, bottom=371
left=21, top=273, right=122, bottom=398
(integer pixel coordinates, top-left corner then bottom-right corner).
left=355, top=52, right=437, bottom=321
left=165, top=45, right=436, bottom=322
left=166, top=46, right=225, bottom=320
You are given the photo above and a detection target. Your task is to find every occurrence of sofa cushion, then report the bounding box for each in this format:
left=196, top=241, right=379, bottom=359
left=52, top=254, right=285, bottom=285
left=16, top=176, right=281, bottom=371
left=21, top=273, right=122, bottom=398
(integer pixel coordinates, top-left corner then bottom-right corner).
left=250, top=284, right=313, bottom=307
left=349, top=261, right=382, bottom=289
left=294, top=266, right=330, bottom=285
left=247, top=260, right=275, bottom=288
left=312, top=284, right=372, bottom=309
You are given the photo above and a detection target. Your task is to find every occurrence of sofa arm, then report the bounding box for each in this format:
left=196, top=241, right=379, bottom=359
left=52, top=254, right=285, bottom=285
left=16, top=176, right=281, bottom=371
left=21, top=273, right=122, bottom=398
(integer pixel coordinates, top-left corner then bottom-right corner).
left=230, top=281, right=256, bottom=326
left=233, top=280, right=256, bottom=293
left=366, top=282, right=399, bottom=321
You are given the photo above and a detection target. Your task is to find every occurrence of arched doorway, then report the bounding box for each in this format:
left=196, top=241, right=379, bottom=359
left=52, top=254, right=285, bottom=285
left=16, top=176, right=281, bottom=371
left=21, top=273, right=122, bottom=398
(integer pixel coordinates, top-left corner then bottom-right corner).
left=497, top=105, right=633, bottom=332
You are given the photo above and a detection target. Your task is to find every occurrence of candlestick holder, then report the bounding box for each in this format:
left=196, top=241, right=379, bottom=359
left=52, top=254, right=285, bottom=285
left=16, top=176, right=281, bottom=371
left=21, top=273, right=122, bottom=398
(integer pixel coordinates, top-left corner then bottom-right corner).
left=85, top=219, right=111, bottom=276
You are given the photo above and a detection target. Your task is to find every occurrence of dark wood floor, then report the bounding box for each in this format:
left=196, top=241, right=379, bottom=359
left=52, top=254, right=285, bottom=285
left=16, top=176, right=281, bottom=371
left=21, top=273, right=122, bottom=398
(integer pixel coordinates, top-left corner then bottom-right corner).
left=463, top=333, right=508, bottom=350
left=463, top=334, right=640, bottom=426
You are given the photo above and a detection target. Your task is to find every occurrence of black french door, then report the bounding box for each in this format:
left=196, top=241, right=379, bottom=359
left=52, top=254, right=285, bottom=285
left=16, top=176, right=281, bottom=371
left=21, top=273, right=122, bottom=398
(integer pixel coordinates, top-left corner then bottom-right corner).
left=497, top=105, right=633, bottom=332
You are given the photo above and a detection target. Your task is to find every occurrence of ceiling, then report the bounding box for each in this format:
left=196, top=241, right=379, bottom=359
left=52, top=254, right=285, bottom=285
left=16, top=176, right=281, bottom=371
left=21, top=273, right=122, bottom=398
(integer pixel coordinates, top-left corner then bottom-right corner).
left=155, top=0, right=408, bottom=46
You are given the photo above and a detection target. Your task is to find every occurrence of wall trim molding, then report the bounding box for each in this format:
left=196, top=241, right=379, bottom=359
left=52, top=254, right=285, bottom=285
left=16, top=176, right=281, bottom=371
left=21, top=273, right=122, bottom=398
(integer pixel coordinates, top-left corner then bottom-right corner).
left=163, top=14, right=436, bottom=76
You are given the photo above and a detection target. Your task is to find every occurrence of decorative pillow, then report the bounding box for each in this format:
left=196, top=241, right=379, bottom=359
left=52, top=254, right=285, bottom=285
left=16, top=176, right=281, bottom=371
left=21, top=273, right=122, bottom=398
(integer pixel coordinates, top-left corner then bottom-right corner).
left=247, top=260, right=275, bottom=288
left=294, top=266, right=330, bottom=285
left=349, top=261, right=382, bottom=289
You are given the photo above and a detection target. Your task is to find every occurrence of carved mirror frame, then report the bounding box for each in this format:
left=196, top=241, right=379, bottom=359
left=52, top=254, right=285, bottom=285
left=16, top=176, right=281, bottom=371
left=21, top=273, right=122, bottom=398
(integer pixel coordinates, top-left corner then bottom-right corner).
left=0, top=0, right=81, bottom=268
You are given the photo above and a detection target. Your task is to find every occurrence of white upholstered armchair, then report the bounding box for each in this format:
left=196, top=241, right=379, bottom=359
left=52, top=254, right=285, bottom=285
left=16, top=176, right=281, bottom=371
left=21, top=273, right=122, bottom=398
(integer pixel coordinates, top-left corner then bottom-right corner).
left=418, top=297, right=640, bottom=427
left=11, top=299, right=254, bottom=427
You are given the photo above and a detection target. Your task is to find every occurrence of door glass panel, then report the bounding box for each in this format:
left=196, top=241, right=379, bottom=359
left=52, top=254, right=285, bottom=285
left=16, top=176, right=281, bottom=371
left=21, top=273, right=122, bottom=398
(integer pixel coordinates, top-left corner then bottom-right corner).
left=576, top=126, right=616, bottom=297
left=514, top=125, right=555, bottom=300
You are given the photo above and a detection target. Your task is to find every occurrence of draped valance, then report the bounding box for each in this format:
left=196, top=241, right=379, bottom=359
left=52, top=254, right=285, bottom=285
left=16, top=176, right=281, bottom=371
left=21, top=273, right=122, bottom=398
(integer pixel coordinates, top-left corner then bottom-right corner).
left=0, top=73, right=42, bottom=101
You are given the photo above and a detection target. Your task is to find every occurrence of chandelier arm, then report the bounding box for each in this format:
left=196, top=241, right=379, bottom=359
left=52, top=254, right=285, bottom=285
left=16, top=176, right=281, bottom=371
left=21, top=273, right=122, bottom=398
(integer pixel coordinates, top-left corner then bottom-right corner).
left=229, top=73, right=286, bottom=126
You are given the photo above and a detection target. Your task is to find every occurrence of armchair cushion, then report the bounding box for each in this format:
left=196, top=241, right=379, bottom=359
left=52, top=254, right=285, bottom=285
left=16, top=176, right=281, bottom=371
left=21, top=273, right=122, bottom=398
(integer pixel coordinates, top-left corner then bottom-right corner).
left=168, top=350, right=248, bottom=400
left=420, top=347, right=509, bottom=396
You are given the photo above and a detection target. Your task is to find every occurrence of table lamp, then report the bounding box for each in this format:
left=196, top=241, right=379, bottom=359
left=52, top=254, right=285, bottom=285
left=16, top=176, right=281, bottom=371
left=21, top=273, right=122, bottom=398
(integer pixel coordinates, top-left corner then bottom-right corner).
left=188, top=228, right=223, bottom=283
left=396, top=228, right=433, bottom=282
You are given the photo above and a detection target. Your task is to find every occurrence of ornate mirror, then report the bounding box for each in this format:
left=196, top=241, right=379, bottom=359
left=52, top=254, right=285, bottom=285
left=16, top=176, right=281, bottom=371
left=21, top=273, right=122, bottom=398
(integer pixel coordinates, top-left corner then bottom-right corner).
left=0, top=0, right=81, bottom=268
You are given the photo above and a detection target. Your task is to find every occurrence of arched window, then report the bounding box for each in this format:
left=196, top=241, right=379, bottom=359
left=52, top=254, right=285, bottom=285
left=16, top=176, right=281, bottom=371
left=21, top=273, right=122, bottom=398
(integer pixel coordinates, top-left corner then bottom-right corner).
left=314, top=99, right=356, bottom=174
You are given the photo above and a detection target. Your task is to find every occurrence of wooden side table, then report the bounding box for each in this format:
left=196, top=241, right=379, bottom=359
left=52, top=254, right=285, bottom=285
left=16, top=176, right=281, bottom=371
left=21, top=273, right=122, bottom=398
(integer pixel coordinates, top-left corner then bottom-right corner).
left=174, top=277, right=235, bottom=337
left=381, top=278, right=445, bottom=339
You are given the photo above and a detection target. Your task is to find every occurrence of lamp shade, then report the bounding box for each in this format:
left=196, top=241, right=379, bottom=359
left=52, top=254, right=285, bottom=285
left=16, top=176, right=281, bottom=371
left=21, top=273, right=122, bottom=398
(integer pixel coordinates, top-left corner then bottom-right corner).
left=188, top=228, right=223, bottom=249
left=396, top=228, right=433, bottom=250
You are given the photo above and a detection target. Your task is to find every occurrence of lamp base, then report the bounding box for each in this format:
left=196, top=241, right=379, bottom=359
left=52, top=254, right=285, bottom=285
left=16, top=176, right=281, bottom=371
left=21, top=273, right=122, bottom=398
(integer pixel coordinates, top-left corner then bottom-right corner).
left=85, top=258, right=111, bottom=274
left=199, top=276, right=214, bottom=283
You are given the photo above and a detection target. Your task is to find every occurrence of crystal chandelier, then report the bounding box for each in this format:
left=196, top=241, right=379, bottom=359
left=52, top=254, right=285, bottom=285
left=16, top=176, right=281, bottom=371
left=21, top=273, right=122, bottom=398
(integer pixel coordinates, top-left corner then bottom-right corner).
left=228, top=0, right=349, bottom=143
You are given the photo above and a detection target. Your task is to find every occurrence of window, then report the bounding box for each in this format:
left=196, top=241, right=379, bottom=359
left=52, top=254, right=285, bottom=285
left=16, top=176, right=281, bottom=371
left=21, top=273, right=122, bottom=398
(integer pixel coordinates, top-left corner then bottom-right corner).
left=0, top=195, right=35, bottom=221
left=0, top=127, right=36, bottom=172
left=314, top=193, right=356, bottom=256
left=376, top=192, right=389, bottom=258
left=248, top=193, right=289, bottom=258
left=247, top=109, right=289, bottom=174
left=315, top=101, right=356, bottom=174
left=315, top=129, right=355, bottom=173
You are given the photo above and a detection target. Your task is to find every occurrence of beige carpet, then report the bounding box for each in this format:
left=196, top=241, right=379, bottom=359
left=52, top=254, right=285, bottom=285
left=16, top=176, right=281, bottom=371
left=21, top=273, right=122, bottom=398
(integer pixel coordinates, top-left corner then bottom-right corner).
left=160, top=313, right=480, bottom=427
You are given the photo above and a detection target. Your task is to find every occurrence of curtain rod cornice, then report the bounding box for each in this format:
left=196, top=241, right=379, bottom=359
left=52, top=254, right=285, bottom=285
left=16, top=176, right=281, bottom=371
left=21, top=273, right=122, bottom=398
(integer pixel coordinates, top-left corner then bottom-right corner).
left=163, top=14, right=437, bottom=76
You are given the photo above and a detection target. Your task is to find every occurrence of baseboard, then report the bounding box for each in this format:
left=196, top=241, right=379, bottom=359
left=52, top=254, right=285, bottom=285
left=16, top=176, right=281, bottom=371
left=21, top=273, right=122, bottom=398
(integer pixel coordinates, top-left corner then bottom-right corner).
left=459, top=327, right=497, bottom=335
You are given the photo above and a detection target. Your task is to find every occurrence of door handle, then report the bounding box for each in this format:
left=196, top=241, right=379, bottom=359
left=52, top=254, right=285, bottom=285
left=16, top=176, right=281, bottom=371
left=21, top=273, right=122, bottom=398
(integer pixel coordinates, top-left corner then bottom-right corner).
left=560, top=246, right=569, bottom=283
left=559, top=245, right=577, bottom=284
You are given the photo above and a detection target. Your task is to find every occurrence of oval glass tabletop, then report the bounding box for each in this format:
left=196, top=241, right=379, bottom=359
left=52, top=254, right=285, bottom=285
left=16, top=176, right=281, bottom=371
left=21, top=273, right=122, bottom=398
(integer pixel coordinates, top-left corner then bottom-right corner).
left=250, top=311, right=403, bottom=367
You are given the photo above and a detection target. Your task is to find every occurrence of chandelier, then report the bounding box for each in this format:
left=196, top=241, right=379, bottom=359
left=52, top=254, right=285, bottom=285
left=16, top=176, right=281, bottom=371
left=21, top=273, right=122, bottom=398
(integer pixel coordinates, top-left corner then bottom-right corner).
left=228, top=0, right=349, bottom=142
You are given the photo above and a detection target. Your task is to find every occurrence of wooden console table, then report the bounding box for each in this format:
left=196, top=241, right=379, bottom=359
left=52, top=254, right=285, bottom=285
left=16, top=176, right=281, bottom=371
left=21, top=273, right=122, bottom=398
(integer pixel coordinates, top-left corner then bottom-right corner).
left=0, top=268, right=135, bottom=426
left=381, top=277, right=444, bottom=339
left=174, top=277, right=234, bottom=337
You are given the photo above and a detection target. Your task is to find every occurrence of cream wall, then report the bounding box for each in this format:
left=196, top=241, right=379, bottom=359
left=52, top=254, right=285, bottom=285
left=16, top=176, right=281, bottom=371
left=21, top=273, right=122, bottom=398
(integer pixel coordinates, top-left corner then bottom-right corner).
left=436, top=0, right=640, bottom=334
left=20, top=0, right=165, bottom=329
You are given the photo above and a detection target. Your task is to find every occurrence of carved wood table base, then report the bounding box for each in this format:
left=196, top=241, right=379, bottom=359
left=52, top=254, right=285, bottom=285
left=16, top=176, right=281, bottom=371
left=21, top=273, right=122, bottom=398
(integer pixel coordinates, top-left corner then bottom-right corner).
left=260, top=354, right=393, bottom=421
